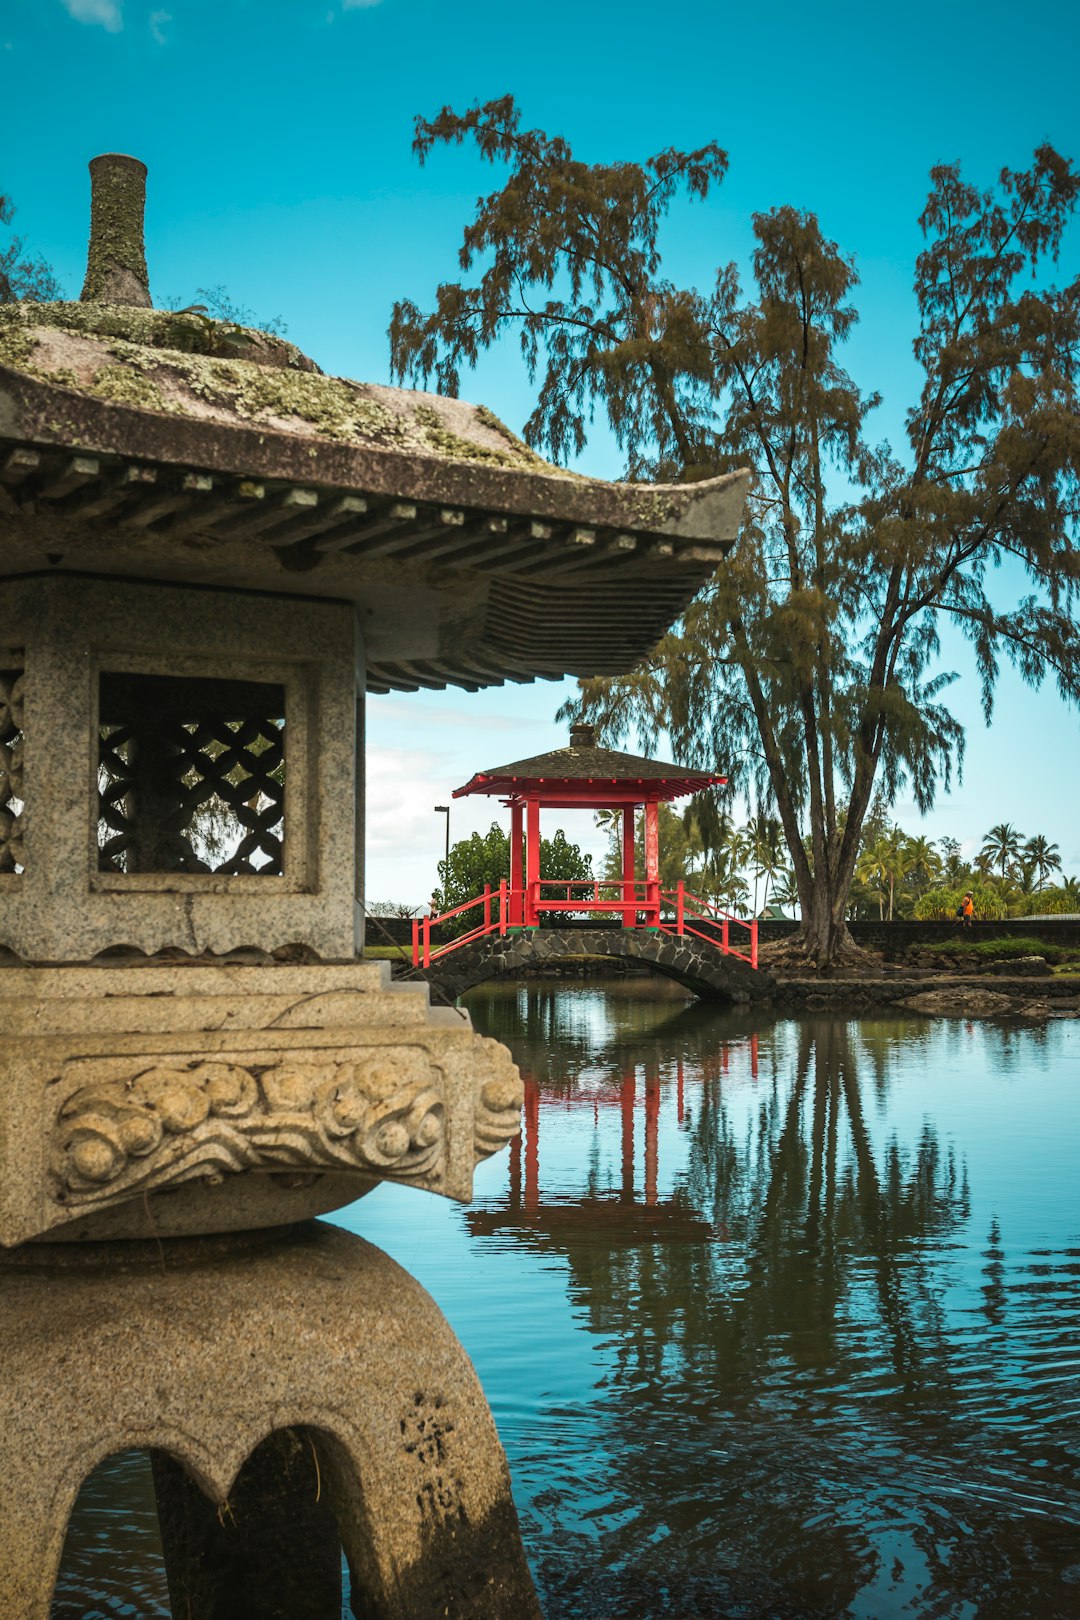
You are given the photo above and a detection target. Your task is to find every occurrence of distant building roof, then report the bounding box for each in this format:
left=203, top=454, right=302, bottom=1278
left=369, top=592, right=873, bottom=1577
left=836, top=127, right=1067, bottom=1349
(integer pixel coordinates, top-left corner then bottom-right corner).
left=454, top=723, right=725, bottom=801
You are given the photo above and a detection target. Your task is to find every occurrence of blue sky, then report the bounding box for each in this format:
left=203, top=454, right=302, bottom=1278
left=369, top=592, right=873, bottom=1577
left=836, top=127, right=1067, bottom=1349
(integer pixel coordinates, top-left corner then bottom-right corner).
left=4, top=0, right=1080, bottom=903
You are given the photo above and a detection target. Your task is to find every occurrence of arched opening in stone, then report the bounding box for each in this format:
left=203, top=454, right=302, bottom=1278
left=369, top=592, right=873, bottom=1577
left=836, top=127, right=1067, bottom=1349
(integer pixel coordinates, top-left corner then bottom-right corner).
left=50, top=1430, right=375, bottom=1619
left=50, top=1447, right=169, bottom=1618
left=149, top=1426, right=357, bottom=1619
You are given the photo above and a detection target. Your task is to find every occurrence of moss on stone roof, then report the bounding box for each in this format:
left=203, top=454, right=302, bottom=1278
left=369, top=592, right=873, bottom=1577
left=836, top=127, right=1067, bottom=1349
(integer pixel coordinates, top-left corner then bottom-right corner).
left=0, top=301, right=579, bottom=474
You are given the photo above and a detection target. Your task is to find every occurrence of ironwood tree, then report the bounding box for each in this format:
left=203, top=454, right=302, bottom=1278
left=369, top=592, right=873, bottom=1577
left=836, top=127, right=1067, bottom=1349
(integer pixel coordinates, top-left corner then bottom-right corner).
left=0, top=191, right=61, bottom=303
left=390, top=99, right=1080, bottom=964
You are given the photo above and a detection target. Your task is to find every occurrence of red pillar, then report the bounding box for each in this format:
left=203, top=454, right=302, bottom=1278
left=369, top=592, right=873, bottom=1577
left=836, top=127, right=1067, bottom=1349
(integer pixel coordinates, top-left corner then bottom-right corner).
left=621, top=803, right=636, bottom=928
left=524, top=1079, right=540, bottom=1209
left=525, top=796, right=540, bottom=926
left=509, top=1128, right=521, bottom=1208
left=644, top=798, right=660, bottom=925
left=509, top=801, right=524, bottom=926
left=644, top=1070, right=659, bottom=1207
left=620, top=1071, right=635, bottom=1204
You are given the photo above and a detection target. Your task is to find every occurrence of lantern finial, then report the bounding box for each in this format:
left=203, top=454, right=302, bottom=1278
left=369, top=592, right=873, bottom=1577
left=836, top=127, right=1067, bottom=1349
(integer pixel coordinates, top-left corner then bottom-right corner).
left=81, top=152, right=152, bottom=307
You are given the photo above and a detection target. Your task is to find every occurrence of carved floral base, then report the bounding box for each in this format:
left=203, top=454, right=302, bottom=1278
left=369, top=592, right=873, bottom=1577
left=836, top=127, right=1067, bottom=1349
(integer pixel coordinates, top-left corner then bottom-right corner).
left=0, top=960, right=522, bottom=1245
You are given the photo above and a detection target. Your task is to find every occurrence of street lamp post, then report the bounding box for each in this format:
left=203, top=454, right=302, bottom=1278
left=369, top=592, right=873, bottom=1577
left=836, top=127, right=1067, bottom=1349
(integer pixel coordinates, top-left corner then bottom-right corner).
left=434, top=805, right=450, bottom=868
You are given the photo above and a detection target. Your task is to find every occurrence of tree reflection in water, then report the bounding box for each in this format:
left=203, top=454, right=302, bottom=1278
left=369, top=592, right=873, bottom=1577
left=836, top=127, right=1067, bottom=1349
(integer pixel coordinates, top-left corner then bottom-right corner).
left=467, top=988, right=1080, bottom=1619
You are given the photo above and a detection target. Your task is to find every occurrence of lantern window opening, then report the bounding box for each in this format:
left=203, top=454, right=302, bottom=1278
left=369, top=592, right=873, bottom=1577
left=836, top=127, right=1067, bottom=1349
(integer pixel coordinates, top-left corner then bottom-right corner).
left=96, top=669, right=287, bottom=877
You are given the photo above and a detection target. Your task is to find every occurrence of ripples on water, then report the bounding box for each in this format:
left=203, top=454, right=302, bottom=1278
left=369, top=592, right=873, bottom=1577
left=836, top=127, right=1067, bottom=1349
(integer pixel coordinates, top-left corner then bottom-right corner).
left=54, top=987, right=1080, bottom=1619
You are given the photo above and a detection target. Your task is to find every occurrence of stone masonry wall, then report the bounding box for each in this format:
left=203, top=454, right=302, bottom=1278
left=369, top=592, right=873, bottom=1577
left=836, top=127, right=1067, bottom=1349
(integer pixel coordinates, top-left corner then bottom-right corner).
left=370, top=916, right=1080, bottom=953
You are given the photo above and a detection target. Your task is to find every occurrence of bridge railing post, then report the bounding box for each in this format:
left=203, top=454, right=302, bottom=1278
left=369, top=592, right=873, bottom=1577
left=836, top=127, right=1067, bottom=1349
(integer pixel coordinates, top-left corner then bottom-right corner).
left=483, top=884, right=491, bottom=932
left=722, top=918, right=729, bottom=955
left=499, top=880, right=507, bottom=936
left=423, top=916, right=431, bottom=969
left=412, top=918, right=419, bottom=968
left=751, top=920, right=758, bottom=970
left=677, top=881, right=685, bottom=935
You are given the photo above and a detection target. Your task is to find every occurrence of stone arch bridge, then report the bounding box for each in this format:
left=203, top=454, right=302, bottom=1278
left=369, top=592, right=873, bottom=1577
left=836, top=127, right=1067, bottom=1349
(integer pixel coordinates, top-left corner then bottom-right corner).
left=404, top=926, right=775, bottom=1006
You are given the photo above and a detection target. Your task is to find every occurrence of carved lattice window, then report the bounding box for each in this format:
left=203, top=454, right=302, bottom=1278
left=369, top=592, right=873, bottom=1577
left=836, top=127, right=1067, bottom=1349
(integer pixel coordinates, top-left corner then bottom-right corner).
left=97, top=673, right=286, bottom=875
left=0, top=668, right=26, bottom=874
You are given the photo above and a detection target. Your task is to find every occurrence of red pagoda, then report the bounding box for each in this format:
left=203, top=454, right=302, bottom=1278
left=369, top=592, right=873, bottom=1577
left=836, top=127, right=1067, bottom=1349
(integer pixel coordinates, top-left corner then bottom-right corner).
left=453, top=722, right=725, bottom=929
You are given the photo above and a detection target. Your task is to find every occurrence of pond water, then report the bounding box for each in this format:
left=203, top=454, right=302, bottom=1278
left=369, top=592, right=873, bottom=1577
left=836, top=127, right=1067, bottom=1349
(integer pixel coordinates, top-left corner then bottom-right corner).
left=53, top=983, right=1080, bottom=1619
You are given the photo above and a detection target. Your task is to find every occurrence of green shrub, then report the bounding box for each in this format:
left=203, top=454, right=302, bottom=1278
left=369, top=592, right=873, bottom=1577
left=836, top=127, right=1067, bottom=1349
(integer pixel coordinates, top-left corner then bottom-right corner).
left=1019, top=886, right=1080, bottom=916
left=913, top=883, right=1007, bottom=921
left=919, top=935, right=1064, bottom=965
left=429, top=822, right=593, bottom=938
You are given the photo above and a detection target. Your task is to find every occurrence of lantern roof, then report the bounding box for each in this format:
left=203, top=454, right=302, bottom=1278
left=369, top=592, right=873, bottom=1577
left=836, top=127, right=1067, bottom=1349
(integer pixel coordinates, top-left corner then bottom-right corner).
left=453, top=724, right=726, bottom=802
left=0, top=155, right=750, bottom=695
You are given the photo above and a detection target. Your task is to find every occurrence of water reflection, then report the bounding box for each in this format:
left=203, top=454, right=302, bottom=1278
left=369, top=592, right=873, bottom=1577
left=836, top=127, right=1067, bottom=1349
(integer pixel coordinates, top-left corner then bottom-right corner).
left=464, top=987, right=1080, bottom=1619
left=48, top=988, right=1080, bottom=1619
left=51, top=1450, right=168, bottom=1619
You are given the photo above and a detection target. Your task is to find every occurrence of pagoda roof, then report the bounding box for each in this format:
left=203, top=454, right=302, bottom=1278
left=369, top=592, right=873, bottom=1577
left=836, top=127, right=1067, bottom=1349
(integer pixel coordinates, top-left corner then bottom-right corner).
left=454, top=734, right=724, bottom=801
left=0, top=302, right=747, bottom=695
left=0, top=151, right=749, bottom=696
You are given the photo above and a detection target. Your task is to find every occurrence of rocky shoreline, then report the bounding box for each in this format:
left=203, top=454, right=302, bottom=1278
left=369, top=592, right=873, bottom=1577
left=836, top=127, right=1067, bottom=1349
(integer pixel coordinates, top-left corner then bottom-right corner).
left=439, top=953, right=1080, bottom=1019
left=768, top=972, right=1080, bottom=1019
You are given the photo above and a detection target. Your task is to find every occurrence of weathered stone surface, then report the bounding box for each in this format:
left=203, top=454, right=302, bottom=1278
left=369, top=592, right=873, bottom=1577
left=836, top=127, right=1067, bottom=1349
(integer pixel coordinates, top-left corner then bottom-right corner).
left=0, top=962, right=522, bottom=1245
left=988, top=955, right=1051, bottom=976
left=80, top=154, right=153, bottom=308
left=901, top=987, right=1020, bottom=1018
left=421, top=928, right=773, bottom=1005
left=0, top=1222, right=542, bottom=1619
left=0, top=574, right=361, bottom=962
left=1, top=248, right=751, bottom=698
left=768, top=973, right=1080, bottom=1016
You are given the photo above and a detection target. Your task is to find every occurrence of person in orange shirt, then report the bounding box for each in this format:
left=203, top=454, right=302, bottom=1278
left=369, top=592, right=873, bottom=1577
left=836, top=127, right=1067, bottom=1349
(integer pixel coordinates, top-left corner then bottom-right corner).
left=961, top=892, right=975, bottom=927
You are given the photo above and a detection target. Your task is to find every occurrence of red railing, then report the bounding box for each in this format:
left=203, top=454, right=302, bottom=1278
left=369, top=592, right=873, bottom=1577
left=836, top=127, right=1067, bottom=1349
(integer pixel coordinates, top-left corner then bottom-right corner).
left=412, top=882, right=506, bottom=966
left=414, top=878, right=758, bottom=970
left=658, top=882, right=758, bottom=969
left=530, top=878, right=657, bottom=914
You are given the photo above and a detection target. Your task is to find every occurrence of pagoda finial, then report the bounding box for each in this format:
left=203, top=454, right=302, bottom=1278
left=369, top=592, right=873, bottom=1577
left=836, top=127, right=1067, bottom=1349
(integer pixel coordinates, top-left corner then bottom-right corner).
left=569, top=722, right=596, bottom=748
left=80, top=153, right=152, bottom=308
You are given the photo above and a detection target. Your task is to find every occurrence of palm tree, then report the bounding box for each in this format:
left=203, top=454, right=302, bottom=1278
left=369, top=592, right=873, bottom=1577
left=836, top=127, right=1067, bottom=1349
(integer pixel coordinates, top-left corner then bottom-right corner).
left=856, top=835, right=890, bottom=920
left=771, top=866, right=799, bottom=919
left=936, top=836, right=965, bottom=885
left=713, top=870, right=749, bottom=916
left=746, top=811, right=785, bottom=916
left=855, top=825, right=913, bottom=921
left=980, top=823, right=1024, bottom=881
left=722, top=821, right=750, bottom=876
left=1022, top=834, right=1061, bottom=891
left=904, top=835, right=941, bottom=898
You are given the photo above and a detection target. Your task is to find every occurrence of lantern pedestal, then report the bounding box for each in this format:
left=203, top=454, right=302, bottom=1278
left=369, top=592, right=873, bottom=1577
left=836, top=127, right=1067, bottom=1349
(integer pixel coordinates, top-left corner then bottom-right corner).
left=0, top=1222, right=541, bottom=1619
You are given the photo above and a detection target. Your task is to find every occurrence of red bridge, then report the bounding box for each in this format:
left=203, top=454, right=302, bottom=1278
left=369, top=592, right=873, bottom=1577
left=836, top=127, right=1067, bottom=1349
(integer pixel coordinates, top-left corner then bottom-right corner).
left=409, top=725, right=768, bottom=1003
left=412, top=878, right=757, bottom=971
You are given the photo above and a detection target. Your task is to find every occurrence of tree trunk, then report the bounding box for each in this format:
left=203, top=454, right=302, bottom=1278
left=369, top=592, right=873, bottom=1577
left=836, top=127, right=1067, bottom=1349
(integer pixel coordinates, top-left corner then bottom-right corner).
left=792, top=876, right=862, bottom=967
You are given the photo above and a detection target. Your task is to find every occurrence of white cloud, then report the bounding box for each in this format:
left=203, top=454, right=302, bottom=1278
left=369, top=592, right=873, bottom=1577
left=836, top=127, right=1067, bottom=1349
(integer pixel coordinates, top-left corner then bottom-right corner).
left=149, top=8, right=170, bottom=43
left=362, top=740, right=610, bottom=909
left=61, top=0, right=123, bottom=30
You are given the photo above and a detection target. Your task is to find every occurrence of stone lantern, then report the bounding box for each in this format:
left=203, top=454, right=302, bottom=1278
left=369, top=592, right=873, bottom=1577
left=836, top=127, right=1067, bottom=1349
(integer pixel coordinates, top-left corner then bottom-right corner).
left=0, top=155, right=749, bottom=1616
